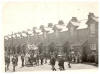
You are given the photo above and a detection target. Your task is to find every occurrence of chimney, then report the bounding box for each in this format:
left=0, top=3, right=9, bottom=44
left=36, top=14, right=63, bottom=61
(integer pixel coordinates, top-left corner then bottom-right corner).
left=71, top=17, right=78, bottom=22
left=88, top=12, right=95, bottom=19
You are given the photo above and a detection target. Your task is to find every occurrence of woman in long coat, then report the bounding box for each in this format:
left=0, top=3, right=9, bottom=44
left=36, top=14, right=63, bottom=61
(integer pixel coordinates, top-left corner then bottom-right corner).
left=50, top=56, right=56, bottom=71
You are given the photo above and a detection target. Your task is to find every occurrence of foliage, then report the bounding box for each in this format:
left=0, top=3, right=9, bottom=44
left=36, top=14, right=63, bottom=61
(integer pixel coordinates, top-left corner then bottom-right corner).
left=16, top=45, right=21, bottom=55
left=48, top=42, right=56, bottom=53
left=38, top=43, right=43, bottom=54
left=62, top=41, right=71, bottom=56
left=21, top=44, right=27, bottom=55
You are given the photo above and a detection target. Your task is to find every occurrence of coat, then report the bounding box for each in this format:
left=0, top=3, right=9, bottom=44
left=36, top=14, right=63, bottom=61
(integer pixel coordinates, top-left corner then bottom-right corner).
left=12, top=57, right=17, bottom=66
left=21, top=56, right=24, bottom=62
left=5, top=56, right=10, bottom=64
left=58, top=58, right=64, bottom=66
left=50, top=57, right=56, bottom=65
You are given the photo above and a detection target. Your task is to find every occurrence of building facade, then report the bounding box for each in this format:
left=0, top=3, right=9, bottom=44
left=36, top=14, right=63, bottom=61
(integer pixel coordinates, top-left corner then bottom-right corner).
left=4, top=13, right=98, bottom=63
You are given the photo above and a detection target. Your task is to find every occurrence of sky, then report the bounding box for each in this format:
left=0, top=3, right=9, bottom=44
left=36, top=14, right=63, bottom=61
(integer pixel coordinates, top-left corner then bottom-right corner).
left=2, top=1, right=99, bottom=36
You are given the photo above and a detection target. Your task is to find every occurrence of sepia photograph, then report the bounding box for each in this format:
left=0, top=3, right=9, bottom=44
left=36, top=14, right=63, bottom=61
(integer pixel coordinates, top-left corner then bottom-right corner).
left=2, top=0, right=99, bottom=72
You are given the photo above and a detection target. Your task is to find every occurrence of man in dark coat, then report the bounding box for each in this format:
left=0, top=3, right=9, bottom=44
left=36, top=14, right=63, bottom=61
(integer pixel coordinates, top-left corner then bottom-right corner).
left=5, top=55, right=10, bottom=71
left=21, top=54, right=25, bottom=67
left=58, top=55, right=65, bottom=70
left=67, top=54, right=71, bottom=68
left=12, top=55, right=17, bottom=72
left=50, top=55, right=56, bottom=71
left=15, top=54, right=18, bottom=66
left=36, top=55, right=39, bottom=66
left=40, top=54, right=44, bottom=65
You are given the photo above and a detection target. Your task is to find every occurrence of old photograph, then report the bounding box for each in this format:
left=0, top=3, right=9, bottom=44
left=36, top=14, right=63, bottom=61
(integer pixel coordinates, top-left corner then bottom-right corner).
left=3, top=1, right=98, bottom=72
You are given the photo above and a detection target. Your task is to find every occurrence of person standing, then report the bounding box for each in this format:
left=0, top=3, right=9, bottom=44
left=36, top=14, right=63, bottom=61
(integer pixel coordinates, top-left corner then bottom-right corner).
left=36, top=55, right=39, bottom=66
left=5, top=55, right=10, bottom=72
left=45, top=57, right=47, bottom=64
left=44, top=53, right=47, bottom=64
left=21, top=54, right=25, bottom=67
left=58, top=55, right=65, bottom=70
left=15, top=54, right=18, bottom=66
left=40, top=54, right=44, bottom=65
left=12, top=55, right=17, bottom=72
left=50, top=55, right=56, bottom=71
left=68, top=54, right=71, bottom=68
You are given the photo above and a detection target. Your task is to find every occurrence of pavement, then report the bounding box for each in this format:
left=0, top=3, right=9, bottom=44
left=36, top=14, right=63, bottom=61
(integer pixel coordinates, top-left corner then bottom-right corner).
left=6, top=56, right=98, bottom=72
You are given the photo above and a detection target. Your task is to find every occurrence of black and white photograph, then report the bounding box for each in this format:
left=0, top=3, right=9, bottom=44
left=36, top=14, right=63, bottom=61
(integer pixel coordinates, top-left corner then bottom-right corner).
left=2, top=0, right=98, bottom=72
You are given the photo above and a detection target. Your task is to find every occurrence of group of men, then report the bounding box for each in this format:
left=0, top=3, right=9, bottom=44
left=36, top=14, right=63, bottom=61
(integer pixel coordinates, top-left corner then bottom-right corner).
left=5, top=53, right=48, bottom=72
left=50, top=54, right=71, bottom=71
left=26, top=54, right=46, bottom=66
left=71, top=52, right=82, bottom=63
left=5, top=52, right=73, bottom=72
left=5, top=54, right=18, bottom=72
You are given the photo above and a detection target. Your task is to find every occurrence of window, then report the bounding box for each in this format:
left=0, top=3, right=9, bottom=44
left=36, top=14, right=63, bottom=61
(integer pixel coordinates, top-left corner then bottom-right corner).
left=90, top=24, right=95, bottom=34
left=90, top=44, right=96, bottom=50
left=70, top=26, right=74, bottom=36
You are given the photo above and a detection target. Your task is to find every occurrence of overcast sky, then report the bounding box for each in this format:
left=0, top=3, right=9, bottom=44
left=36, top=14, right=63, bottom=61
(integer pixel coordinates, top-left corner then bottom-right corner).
left=2, top=1, right=98, bottom=36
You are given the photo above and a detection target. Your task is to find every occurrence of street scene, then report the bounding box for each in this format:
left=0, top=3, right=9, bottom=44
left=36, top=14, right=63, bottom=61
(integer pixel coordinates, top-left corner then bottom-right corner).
left=3, top=1, right=98, bottom=72
left=6, top=57, right=97, bottom=72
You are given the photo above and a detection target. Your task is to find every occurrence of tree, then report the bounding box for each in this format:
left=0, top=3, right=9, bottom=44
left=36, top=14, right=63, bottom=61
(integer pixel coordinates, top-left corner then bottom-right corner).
left=48, top=42, right=56, bottom=54
left=63, top=41, right=71, bottom=57
left=82, top=46, right=88, bottom=62
left=21, top=43, right=27, bottom=55
left=16, top=45, right=21, bottom=55
left=7, top=46, right=11, bottom=55
left=38, top=43, right=43, bottom=54
left=12, top=46, right=16, bottom=54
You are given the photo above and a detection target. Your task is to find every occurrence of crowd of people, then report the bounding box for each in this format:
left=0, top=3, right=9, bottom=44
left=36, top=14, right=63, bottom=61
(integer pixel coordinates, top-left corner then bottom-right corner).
left=5, top=54, right=18, bottom=72
left=5, top=53, right=45, bottom=72
left=50, top=54, right=72, bottom=71
left=5, top=51, right=76, bottom=72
